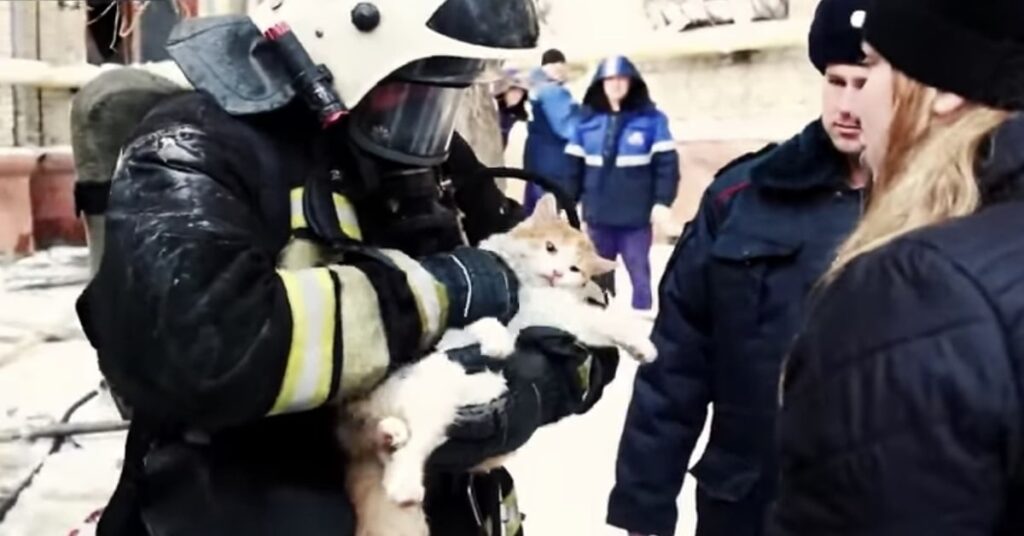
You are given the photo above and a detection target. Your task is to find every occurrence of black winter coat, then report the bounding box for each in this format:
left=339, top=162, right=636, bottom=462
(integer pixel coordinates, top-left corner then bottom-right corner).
left=608, top=121, right=863, bottom=536
left=772, top=117, right=1024, bottom=535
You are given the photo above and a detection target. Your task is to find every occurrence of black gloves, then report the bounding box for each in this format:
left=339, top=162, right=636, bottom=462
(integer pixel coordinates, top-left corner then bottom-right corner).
left=427, top=327, right=620, bottom=472
left=421, top=247, right=520, bottom=328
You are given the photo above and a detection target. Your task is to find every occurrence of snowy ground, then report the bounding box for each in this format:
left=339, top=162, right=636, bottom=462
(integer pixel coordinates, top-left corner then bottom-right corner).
left=0, top=244, right=707, bottom=536
left=0, top=248, right=120, bottom=536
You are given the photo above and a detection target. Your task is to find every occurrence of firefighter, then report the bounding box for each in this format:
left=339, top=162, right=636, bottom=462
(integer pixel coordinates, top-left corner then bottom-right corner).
left=75, top=1, right=618, bottom=535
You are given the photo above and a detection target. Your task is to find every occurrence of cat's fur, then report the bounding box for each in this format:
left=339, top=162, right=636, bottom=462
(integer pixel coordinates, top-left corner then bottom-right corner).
left=338, top=195, right=657, bottom=536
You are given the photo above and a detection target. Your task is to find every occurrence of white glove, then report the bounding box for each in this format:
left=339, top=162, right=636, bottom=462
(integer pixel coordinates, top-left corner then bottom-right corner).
left=650, top=204, right=675, bottom=233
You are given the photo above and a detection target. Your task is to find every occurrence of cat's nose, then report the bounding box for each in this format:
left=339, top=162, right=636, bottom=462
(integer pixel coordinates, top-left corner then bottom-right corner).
left=551, top=270, right=564, bottom=279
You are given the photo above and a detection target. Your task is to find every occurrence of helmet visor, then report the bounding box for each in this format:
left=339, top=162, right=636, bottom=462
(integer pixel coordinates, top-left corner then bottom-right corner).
left=349, top=81, right=464, bottom=166
left=391, top=56, right=506, bottom=86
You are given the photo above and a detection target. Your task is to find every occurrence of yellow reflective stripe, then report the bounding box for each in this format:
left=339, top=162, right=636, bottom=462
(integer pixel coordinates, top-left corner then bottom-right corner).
left=332, top=193, right=363, bottom=241
left=290, top=188, right=307, bottom=230
left=576, top=356, right=593, bottom=402
left=329, top=265, right=391, bottom=395
left=270, top=268, right=336, bottom=415
left=378, top=250, right=447, bottom=349
left=502, top=488, right=523, bottom=536
left=291, top=187, right=362, bottom=241
left=278, top=237, right=323, bottom=271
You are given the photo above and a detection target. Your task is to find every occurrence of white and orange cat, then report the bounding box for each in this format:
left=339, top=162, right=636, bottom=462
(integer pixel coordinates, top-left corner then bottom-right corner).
left=338, top=194, right=658, bottom=536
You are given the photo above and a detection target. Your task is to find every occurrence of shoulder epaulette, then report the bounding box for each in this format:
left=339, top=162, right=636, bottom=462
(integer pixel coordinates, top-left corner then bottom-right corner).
left=713, top=142, right=779, bottom=180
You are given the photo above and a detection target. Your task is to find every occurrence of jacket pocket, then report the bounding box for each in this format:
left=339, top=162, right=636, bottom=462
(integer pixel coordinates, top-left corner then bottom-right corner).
left=709, top=232, right=802, bottom=332
left=689, top=447, right=762, bottom=502
left=710, top=232, right=802, bottom=263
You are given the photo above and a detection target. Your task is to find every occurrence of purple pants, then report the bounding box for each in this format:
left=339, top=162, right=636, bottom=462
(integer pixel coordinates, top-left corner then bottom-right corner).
left=587, top=224, right=653, bottom=310
left=522, top=183, right=545, bottom=215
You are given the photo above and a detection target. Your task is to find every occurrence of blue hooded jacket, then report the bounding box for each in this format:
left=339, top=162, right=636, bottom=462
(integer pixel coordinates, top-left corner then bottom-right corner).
left=566, top=56, right=680, bottom=228
left=523, top=67, right=580, bottom=197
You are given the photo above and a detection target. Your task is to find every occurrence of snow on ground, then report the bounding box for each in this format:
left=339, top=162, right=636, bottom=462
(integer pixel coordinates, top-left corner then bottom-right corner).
left=0, top=248, right=123, bottom=536
left=0, top=244, right=706, bottom=535
left=507, top=244, right=709, bottom=536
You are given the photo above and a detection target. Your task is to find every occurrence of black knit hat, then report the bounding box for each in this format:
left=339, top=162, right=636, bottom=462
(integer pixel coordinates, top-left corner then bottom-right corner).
left=541, top=48, right=566, bottom=65
left=808, top=0, right=868, bottom=73
left=865, top=0, right=1024, bottom=111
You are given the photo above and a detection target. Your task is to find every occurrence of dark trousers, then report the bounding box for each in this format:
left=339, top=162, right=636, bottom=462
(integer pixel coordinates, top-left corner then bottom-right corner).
left=587, top=224, right=653, bottom=310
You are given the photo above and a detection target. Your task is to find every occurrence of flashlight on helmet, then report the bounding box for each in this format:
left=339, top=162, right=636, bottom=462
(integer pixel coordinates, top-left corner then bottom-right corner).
left=264, top=22, right=347, bottom=128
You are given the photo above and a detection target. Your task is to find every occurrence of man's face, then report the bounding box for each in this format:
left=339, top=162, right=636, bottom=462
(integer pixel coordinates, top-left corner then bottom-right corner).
left=821, top=63, right=869, bottom=156
left=853, top=44, right=896, bottom=176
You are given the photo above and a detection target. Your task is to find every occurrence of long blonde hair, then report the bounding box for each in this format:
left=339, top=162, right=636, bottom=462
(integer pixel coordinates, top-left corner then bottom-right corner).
left=828, top=72, right=1010, bottom=277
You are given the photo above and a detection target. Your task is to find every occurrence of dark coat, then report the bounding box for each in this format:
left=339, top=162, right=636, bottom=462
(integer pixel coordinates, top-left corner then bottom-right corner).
left=771, top=117, right=1024, bottom=535
left=608, top=120, right=863, bottom=536
left=566, top=56, right=679, bottom=228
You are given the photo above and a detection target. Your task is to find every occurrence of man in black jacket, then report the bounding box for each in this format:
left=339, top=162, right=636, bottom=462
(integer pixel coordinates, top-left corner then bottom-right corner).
left=607, top=0, right=870, bottom=535
left=75, top=2, right=616, bottom=535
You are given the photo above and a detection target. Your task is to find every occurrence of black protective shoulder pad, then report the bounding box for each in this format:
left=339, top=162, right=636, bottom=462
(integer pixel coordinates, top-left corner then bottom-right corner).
left=714, top=142, right=778, bottom=180
left=166, top=15, right=296, bottom=116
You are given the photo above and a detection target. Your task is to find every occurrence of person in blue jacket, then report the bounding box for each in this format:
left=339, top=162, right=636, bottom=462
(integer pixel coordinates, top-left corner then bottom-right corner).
left=523, top=48, right=579, bottom=213
left=564, top=55, right=679, bottom=313
left=607, top=0, right=871, bottom=534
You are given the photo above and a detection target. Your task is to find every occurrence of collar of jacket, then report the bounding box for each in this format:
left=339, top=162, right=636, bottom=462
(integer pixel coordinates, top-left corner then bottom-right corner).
left=748, top=119, right=851, bottom=193
left=977, top=114, right=1024, bottom=206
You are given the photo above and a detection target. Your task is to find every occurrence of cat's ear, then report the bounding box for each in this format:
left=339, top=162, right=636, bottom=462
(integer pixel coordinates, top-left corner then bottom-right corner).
left=588, top=255, right=617, bottom=275
left=531, top=194, right=560, bottom=224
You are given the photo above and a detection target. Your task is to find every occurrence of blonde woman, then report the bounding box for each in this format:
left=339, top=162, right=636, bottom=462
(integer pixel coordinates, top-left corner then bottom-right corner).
left=772, top=1, right=1024, bottom=534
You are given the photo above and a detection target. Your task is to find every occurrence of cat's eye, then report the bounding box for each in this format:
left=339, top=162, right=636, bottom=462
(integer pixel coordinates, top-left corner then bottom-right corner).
left=570, top=266, right=580, bottom=273
left=545, top=241, right=557, bottom=254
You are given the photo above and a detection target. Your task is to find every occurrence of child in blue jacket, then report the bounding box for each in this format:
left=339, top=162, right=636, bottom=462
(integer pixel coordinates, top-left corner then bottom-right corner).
left=565, top=56, right=679, bottom=312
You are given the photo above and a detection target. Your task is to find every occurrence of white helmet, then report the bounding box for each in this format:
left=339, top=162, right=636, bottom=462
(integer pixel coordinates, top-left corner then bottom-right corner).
left=248, top=0, right=540, bottom=164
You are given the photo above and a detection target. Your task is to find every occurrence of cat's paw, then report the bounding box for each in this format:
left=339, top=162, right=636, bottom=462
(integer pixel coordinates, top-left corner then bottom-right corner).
left=383, top=467, right=426, bottom=507
left=468, top=318, right=516, bottom=358
left=377, top=417, right=410, bottom=452
left=622, top=336, right=658, bottom=364
left=480, top=332, right=516, bottom=359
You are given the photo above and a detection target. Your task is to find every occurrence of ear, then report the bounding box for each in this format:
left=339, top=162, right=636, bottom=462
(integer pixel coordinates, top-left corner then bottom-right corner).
left=589, top=256, right=617, bottom=275
left=532, top=194, right=560, bottom=224
left=932, top=91, right=967, bottom=117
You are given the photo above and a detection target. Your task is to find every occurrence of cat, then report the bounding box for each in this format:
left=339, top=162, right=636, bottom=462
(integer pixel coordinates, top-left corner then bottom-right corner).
left=337, top=194, right=658, bottom=536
